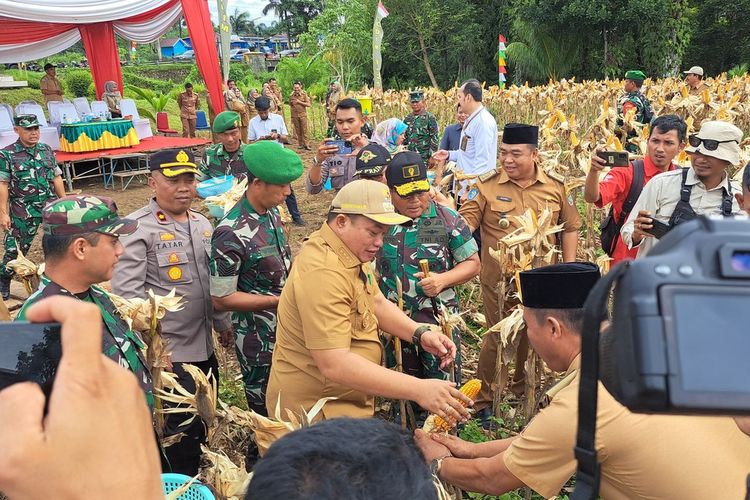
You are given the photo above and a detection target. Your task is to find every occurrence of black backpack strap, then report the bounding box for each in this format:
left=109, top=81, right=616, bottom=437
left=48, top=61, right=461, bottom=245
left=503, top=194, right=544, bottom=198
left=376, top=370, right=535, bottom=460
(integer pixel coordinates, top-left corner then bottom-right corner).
left=616, top=160, right=645, bottom=226
left=679, top=167, right=692, bottom=202
left=571, top=263, right=629, bottom=500
left=722, top=178, right=734, bottom=216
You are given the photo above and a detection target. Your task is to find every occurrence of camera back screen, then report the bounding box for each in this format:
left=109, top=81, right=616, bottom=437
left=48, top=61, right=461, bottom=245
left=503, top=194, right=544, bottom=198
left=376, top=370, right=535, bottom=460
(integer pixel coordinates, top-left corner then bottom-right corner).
left=0, top=323, right=62, bottom=392
left=668, top=289, right=750, bottom=394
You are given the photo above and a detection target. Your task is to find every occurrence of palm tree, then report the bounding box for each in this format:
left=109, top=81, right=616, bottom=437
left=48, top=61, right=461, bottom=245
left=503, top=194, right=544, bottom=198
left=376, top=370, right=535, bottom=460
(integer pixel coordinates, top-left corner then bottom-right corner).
left=262, top=0, right=291, bottom=42
left=506, top=21, right=580, bottom=84
left=229, top=9, right=254, bottom=36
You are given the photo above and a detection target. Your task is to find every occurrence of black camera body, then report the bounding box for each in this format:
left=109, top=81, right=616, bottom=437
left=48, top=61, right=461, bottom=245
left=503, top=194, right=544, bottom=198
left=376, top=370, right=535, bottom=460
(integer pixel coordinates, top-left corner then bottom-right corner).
left=601, top=217, right=750, bottom=414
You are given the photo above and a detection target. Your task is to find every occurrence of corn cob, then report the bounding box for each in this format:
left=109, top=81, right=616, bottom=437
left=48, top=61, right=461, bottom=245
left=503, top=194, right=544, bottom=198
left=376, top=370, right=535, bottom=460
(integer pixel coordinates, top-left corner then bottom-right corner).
left=422, top=379, right=481, bottom=433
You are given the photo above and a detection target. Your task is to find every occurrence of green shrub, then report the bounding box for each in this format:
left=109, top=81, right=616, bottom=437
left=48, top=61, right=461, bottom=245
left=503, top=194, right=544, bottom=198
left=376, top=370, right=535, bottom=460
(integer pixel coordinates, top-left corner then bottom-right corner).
left=65, top=70, right=93, bottom=98
left=1, top=70, right=43, bottom=90
left=122, top=71, right=175, bottom=94
left=87, top=82, right=96, bottom=100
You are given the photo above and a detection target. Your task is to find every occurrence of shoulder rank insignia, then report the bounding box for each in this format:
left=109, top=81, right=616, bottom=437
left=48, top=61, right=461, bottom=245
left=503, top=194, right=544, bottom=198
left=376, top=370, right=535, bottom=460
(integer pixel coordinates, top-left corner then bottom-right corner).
left=156, top=211, right=168, bottom=223
left=478, top=170, right=498, bottom=183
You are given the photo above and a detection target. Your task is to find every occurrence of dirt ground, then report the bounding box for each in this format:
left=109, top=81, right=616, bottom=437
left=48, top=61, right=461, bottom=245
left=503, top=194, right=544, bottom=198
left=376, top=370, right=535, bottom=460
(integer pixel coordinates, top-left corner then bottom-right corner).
left=1, top=141, right=333, bottom=307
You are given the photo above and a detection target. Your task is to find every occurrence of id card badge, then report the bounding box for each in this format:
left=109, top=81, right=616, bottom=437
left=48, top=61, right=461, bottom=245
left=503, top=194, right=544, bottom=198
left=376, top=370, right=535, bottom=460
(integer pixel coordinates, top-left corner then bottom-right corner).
left=460, top=134, right=469, bottom=151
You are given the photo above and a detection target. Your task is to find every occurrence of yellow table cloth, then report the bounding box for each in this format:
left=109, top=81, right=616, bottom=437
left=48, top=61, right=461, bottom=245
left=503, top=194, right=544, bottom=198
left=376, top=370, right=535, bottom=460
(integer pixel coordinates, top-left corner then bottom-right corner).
left=60, top=119, right=140, bottom=153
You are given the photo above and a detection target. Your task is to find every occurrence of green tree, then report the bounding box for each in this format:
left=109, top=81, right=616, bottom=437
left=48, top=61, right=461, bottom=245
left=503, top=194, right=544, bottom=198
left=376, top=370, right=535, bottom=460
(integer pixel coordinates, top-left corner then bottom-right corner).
left=299, top=0, right=373, bottom=90
left=229, top=9, right=255, bottom=36
left=505, top=21, right=580, bottom=84
left=683, top=0, right=750, bottom=75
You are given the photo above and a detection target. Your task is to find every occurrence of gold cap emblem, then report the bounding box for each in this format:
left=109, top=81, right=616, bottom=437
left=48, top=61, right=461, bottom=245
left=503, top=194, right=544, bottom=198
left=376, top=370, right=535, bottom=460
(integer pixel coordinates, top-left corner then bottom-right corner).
left=359, top=151, right=377, bottom=164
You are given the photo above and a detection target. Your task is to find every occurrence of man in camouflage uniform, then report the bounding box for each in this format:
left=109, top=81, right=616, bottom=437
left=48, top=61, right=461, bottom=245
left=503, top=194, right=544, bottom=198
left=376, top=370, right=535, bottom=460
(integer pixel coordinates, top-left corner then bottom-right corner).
left=618, top=70, right=654, bottom=154
left=16, top=195, right=153, bottom=409
left=209, top=141, right=302, bottom=415
left=0, top=114, right=66, bottom=300
left=199, top=111, right=250, bottom=180
left=377, top=152, right=480, bottom=394
left=403, top=91, right=439, bottom=164
left=113, top=149, right=232, bottom=476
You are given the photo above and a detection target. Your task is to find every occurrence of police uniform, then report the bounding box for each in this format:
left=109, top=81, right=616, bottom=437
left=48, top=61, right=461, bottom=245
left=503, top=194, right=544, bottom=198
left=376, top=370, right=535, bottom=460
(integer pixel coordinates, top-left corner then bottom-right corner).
left=377, top=152, right=478, bottom=384
left=209, top=142, right=302, bottom=415
left=112, top=149, right=228, bottom=475
left=403, top=91, right=439, bottom=163
left=0, top=114, right=64, bottom=299
left=266, top=180, right=411, bottom=420
left=16, top=195, right=153, bottom=408
left=458, top=124, right=582, bottom=409
left=306, top=154, right=357, bottom=194
left=199, top=111, right=250, bottom=180
left=499, top=263, right=750, bottom=499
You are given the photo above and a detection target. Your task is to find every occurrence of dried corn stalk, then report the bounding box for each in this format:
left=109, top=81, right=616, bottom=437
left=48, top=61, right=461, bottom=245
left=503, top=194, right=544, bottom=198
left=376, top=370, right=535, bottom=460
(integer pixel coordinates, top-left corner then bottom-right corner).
left=203, top=178, right=248, bottom=217
left=7, top=249, right=40, bottom=295
left=201, top=445, right=251, bottom=500
left=157, top=365, right=218, bottom=441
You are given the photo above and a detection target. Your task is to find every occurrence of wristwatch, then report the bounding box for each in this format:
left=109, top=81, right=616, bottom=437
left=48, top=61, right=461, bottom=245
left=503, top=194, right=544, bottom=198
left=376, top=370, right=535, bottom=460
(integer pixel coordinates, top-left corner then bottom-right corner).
left=311, top=156, right=320, bottom=166
left=430, top=454, right=452, bottom=476
left=412, top=324, right=431, bottom=346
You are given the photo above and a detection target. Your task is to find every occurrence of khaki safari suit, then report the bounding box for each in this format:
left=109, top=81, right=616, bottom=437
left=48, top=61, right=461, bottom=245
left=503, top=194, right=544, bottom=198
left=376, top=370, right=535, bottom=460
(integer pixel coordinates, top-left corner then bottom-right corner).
left=266, top=223, right=382, bottom=420
left=224, top=89, right=249, bottom=142
left=459, top=166, right=581, bottom=407
left=39, top=74, right=64, bottom=103
left=289, top=90, right=311, bottom=149
left=177, top=91, right=200, bottom=138
left=503, top=354, right=750, bottom=499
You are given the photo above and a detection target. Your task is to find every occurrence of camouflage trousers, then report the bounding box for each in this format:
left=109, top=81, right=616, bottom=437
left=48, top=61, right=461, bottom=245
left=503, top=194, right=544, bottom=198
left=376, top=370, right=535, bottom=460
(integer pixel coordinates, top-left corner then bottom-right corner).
left=1, top=215, right=41, bottom=279
left=238, top=358, right=271, bottom=417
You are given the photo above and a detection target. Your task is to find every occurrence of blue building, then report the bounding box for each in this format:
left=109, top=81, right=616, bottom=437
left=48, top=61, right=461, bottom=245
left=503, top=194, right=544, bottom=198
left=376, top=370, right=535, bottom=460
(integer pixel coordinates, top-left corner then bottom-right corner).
left=160, top=38, right=190, bottom=58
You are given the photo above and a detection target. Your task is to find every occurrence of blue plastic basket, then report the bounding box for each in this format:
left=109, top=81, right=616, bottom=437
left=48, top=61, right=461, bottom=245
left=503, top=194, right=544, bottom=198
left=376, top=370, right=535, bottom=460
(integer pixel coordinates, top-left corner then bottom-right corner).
left=197, top=175, right=234, bottom=199
left=161, top=473, right=215, bottom=500
left=205, top=203, right=226, bottom=219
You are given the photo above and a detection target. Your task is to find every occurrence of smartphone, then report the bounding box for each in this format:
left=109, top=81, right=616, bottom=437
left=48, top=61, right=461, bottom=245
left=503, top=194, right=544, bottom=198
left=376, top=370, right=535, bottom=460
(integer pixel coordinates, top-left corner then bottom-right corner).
left=325, top=140, right=353, bottom=155
left=271, top=129, right=278, bottom=134
left=597, top=151, right=630, bottom=167
left=645, top=217, right=672, bottom=239
left=0, top=322, right=62, bottom=397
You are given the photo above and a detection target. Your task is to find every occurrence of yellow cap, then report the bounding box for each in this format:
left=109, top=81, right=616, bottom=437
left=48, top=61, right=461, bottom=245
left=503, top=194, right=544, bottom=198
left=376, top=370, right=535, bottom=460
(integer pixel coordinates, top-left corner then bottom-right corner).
left=330, top=180, right=411, bottom=225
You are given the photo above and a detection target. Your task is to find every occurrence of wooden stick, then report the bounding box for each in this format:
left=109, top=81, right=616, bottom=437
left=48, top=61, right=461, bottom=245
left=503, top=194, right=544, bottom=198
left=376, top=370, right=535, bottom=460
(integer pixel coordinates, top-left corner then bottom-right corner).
left=395, top=277, right=408, bottom=431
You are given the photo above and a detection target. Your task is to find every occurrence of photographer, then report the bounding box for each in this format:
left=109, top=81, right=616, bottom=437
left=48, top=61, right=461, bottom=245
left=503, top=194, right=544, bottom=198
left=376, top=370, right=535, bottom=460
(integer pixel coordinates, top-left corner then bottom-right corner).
left=0, top=297, right=162, bottom=499
left=621, top=120, right=743, bottom=257
left=415, top=262, right=750, bottom=499
left=585, top=115, right=686, bottom=263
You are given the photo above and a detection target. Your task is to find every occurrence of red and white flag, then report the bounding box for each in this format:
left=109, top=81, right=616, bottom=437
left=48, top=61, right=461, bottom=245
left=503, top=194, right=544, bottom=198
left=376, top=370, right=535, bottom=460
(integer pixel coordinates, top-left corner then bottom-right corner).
left=377, top=1, right=389, bottom=19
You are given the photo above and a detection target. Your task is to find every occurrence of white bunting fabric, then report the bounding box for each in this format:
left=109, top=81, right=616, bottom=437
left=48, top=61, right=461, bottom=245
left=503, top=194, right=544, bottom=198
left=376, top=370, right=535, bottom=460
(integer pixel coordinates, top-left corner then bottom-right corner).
left=0, top=0, right=173, bottom=23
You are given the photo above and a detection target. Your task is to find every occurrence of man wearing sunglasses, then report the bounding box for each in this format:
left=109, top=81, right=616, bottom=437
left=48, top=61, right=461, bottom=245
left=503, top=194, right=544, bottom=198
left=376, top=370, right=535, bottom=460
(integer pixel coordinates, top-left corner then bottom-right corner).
left=621, top=120, right=743, bottom=257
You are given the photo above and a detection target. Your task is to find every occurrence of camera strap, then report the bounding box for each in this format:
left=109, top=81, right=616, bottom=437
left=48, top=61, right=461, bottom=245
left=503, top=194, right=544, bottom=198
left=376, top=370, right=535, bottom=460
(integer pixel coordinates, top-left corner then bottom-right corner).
left=571, top=263, right=629, bottom=500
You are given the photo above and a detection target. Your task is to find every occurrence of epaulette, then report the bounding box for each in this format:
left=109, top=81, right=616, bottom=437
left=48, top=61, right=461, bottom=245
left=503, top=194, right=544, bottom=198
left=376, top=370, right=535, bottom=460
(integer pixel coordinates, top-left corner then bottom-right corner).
left=129, top=205, right=152, bottom=220
left=546, top=169, right=566, bottom=184
left=189, top=207, right=210, bottom=222
left=478, top=170, right=498, bottom=183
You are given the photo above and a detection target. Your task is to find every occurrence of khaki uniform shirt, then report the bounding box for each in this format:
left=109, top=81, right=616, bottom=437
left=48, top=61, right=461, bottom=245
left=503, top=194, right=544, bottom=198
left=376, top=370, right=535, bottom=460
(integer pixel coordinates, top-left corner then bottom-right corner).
left=459, top=167, right=582, bottom=287
left=305, top=154, right=357, bottom=194
left=40, top=74, right=63, bottom=103
left=289, top=90, right=311, bottom=118
left=503, top=354, right=750, bottom=499
left=271, top=86, right=284, bottom=111
left=112, top=199, right=231, bottom=363
left=177, top=91, right=200, bottom=119
left=621, top=167, right=740, bottom=257
left=266, top=223, right=382, bottom=420
left=688, top=81, right=708, bottom=96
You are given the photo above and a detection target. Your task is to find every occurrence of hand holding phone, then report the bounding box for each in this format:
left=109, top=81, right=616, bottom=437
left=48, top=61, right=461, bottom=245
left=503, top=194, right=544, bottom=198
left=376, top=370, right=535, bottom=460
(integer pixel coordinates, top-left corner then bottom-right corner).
left=0, top=322, right=61, bottom=396
left=325, top=139, right=353, bottom=155
left=645, top=217, right=672, bottom=239
left=597, top=150, right=630, bottom=167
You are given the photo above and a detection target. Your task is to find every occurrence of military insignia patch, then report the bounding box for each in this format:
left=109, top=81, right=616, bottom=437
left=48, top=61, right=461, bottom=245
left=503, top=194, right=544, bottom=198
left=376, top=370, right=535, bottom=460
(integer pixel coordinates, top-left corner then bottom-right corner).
left=203, top=230, right=211, bottom=237
left=176, top=150, right=189, bottom=163
left=160, top=232, right=175, bottom=241
left=167, top=266, right=182, bottom=281
left=156, top=211, right=167, bottom=222
left=359, top=150, right=377, bottom=163
left=402, top=165, right=419, bottom=178
left=168, top=253, right=179, bottom=263
left=467, top=188, right=478, bottom=200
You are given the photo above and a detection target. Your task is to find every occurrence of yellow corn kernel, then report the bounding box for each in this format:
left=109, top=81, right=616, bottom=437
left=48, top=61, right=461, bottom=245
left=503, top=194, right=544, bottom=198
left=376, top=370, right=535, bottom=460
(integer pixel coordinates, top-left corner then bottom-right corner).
left=427, top=379, right=482, bottom=433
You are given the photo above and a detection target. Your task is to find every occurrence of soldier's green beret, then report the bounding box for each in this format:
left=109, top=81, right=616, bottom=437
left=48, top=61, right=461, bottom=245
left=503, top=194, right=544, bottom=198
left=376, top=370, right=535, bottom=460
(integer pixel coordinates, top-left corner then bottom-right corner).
left=409, top=90, right=424, bottom=102
left=43, top=195, right=138, bottom=237
left=212, top=111, right=241, bottom=133
left=14, top=114, right=39, bottom=128
left=624, top=70, right=646, bottom=82
left=242, top=142, right=303, bottom=185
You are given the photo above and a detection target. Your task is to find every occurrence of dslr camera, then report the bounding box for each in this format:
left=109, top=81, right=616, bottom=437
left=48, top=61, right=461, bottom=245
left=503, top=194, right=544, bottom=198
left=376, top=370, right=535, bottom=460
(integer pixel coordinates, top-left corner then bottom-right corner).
left=599, top=216, right=750, bottom=414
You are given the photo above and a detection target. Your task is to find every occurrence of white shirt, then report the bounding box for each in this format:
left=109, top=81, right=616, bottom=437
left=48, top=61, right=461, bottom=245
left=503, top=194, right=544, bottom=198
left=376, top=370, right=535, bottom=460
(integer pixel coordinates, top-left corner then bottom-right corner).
left=621, top=167, right=741, bottom=257
left=448, top=105, right=498, bottom=175
left=248, top=113, right=288, bottom=144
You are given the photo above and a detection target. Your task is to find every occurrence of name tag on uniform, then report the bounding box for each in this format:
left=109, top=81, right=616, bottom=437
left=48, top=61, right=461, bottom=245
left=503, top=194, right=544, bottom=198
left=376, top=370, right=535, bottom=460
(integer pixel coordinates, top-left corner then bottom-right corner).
left=497, top=196, right=512, bottom=202
left=460, top=135, right=470, bottom=151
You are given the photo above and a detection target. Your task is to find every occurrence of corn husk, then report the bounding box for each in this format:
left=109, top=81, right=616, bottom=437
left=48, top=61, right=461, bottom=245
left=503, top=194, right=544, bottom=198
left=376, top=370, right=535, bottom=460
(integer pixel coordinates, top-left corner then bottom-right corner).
left=201, top=445, right=251, bottom=500
left=203, top=178, right=248, bottom=217
left=108, top=288, right=185, bottom=333
left=7, top=249, right=40, bottom=295
left=164, top=475, right=200, bottom=500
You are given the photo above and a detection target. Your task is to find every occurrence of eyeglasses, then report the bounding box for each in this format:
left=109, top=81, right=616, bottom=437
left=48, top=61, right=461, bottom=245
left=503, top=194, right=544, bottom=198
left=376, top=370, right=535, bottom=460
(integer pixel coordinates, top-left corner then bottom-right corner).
left=688, top=135, right=738, bottom=151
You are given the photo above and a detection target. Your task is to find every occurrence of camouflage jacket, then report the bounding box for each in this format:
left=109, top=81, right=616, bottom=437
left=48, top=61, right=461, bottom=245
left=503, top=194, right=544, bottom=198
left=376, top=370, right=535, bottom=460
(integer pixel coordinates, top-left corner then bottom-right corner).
left=404, top=112, right=439, bottom=162
left=199, top=142, right=250, bottom=180
left=376, top=201, right=478, bottom=323
left=0, top=140, right=62, bottom=218
left=16, top=274, right=154, bottom=408
left=209, top=196, right=291, bottom=365
left=617, top=91, right=653, bottom=125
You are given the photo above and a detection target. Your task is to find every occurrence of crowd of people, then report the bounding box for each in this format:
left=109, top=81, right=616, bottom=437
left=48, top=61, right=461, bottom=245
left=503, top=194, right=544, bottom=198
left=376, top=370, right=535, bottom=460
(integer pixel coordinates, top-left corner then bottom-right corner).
left=0, top=64, right=749, bottom=500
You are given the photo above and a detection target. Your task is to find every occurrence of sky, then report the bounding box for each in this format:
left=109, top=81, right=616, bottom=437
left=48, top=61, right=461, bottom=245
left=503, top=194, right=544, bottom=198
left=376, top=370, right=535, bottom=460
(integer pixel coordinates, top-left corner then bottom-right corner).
left=208, top=0, right=278, bottom=27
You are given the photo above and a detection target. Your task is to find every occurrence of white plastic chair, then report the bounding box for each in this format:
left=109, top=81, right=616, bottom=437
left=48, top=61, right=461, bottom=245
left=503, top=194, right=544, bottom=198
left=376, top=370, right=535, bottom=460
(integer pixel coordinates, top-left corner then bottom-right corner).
left=72, top=97, right=91, bottom=117
left=15, top=102, right=60, bottom=150
left=0, top=107, right=18, bottom=148
left=119, top=98, right=153, bottom=140
left=91, top=100, right=108, bottom=118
